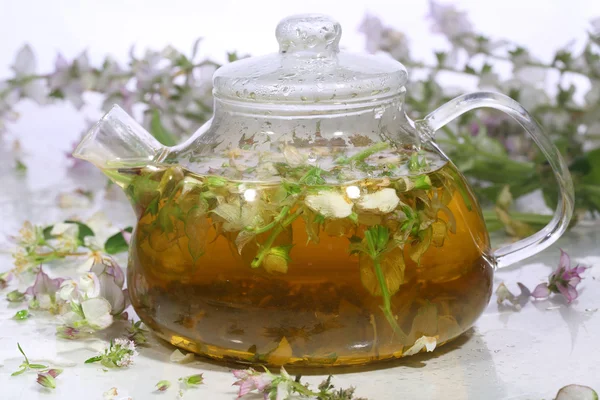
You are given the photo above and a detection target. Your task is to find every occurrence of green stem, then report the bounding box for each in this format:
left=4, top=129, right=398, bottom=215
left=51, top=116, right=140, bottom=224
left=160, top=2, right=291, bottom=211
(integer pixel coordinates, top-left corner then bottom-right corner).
left=372, top=256, right=407, bottom=341
left=250, top=208, right=303, bottom=269
left=482, top=209, right=553, bottom=225
left=247, top=206, right=290, bottom=234
left=337, top=142, right=390, bottom=165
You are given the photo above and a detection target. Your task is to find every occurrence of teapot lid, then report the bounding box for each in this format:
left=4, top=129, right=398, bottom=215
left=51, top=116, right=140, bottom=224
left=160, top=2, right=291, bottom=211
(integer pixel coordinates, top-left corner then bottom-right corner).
left=213, top=14, right=408, bottom=105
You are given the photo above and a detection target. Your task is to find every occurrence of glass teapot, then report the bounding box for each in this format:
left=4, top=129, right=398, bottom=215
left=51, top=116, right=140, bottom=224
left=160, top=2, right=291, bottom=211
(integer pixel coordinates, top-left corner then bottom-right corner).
left=73, top=14, right=574, bottom=367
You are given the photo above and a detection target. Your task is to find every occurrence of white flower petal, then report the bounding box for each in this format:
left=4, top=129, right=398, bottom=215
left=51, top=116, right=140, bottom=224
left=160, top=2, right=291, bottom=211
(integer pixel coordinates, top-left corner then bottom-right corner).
left=50, top=222, right=79, bottom=237
left=170, top=349, right=194, bottom=364
left=305, top=192, right=353, bottom=219
left=37, top=293, right=53, bottom=309
left=12, top=45, right=36, bottom=76
left=22, top=80, right=47, bottom=104
left=403, top=336, right=437, bottom=356
left=77, top=255, right=96, bottom=273
left=79, top=272, right=101, bottom=299
left=355, top=188, right=400, bottom=214
left=98, top=274, right=126, bottom=315
left=61, top=311, right=83, bottom=326
left=81, top=298, right=113, bottom=330
left=59, top=280, right=79, bottom=302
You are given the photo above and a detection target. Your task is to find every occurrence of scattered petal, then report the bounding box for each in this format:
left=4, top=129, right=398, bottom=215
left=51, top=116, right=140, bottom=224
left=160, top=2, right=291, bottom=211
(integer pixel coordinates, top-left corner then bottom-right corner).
left=103, top=387, right=118, bottom=400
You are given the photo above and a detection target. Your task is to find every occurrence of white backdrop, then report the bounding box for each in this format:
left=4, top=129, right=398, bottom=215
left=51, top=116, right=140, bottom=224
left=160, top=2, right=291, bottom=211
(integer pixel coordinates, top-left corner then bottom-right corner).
left=0, top=0, right=598, bottom=188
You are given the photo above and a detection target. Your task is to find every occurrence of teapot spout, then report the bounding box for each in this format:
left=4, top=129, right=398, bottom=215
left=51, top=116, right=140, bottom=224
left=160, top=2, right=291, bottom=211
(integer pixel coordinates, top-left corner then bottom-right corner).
left=72, top=105, right=167, bottom=185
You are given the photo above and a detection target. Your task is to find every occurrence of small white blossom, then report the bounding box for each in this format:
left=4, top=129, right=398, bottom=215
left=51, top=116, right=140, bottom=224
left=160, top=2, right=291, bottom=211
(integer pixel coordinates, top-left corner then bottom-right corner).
left=305, top=191, right=353, bottom=219
left=355, top=188, right=400, bottom=214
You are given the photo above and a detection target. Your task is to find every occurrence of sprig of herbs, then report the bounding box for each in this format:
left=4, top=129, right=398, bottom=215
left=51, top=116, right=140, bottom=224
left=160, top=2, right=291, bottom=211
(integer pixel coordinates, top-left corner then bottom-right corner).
left=11, top=343, right=49, bottom=376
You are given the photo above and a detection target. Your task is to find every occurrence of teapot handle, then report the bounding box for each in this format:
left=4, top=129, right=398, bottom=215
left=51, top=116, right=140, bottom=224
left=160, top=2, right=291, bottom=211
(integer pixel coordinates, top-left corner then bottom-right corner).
left=415, top=91, right=574, bottom=269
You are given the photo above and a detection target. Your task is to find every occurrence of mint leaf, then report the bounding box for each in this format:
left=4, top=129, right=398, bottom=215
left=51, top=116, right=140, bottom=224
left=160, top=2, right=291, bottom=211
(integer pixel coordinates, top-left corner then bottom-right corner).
left=104, top=227, right=133, bottom=254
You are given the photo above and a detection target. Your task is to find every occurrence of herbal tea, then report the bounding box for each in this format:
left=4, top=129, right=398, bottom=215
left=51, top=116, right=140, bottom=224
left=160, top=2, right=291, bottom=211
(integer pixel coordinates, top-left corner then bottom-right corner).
left=117, top=149, right=492, bottom=367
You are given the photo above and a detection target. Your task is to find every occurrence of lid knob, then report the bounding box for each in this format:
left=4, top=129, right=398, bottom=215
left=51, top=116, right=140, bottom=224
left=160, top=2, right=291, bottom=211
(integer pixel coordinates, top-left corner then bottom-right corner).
left=275, top=14, right=341, bottom=55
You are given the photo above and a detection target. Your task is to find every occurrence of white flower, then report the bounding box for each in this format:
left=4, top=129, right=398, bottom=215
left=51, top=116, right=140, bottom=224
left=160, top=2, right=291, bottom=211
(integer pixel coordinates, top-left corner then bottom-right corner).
left=114, top=338, right=137, bottom=352
left=82, top=298, right=113, bottom=330
left=37, top=293, right=53, bottom=310
left=276, top=380, right=291, bottom=400
left=79, top=272, right=101, bottom=299
left=427, top=1, right=473, bottom=41
left=15, top=221, right=42, bottom=247
left=86, top=212, right=113, bottom=244
left=591, top=17, right=600, bottom=44
left=585, top=80, right=600, bottom=105
left=50, top=222, right=80, bottom=252
left=355, top=188, right=400, bottom=214
left=359, top=14, right=410, bottom=61
left=403, top=336, right=437, bottom=356
left=11, top=45, right=47, bottom=104
left=51, top=222, right=79, bottom=237
left=478, top=71, right=501, bottom=89
left=98, top=273, right=127, bottom=315
left=58, top=280, right=80, bottom=303
left=64, top=297, right=113, bottom=331
left=515, top=66, right=547, bottom=86
left=113, top=339, right=138, bottom=367
left=170, top=349, right=194, bottom=364
left=359, top=14, right=384, bottom=54
left=305, top=191, right=353, bottom=219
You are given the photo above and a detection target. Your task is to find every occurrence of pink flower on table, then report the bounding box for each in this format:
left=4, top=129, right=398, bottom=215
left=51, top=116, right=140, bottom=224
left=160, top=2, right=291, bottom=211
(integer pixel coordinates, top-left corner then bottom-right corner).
left=532, top=250, right=588, bottom=303
left=232, top=368, right=273, bottom=398
left=25, top=267, right=65, bottom=310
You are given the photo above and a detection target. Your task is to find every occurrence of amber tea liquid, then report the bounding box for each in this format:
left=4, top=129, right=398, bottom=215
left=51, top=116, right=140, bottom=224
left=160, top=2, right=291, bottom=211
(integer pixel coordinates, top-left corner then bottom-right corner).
left=120, top=161, right=493, bottom=367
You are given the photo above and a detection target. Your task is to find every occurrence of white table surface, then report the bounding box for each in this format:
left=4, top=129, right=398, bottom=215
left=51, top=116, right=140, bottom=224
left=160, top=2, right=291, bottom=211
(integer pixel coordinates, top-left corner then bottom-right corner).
left=0, top=147, right=599, bottom=400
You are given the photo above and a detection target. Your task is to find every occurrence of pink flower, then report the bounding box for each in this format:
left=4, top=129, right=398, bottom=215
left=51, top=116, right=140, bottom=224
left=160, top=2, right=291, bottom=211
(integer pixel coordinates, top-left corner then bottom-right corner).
left=232, top=368, right=273, bottom=398
left=25, top=267, right=65, bottom=309
left=532, top=250, right=587, bottom=303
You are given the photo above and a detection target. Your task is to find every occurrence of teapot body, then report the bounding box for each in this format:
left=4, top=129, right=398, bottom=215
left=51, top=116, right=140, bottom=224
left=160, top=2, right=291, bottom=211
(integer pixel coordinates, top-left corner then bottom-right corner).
left=123, top=146, right=493, bottom=366
left=74, top=14, right=573, bottom=367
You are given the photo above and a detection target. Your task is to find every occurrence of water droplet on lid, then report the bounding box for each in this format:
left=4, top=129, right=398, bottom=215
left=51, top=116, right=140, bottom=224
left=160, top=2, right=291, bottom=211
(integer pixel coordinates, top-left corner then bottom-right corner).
left=307, top=152, right=318, bottom=163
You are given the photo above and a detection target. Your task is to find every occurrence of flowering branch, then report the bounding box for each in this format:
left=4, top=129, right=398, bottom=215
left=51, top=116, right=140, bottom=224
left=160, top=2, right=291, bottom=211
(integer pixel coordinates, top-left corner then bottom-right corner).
left=360, top=1, right=600, bottom=232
